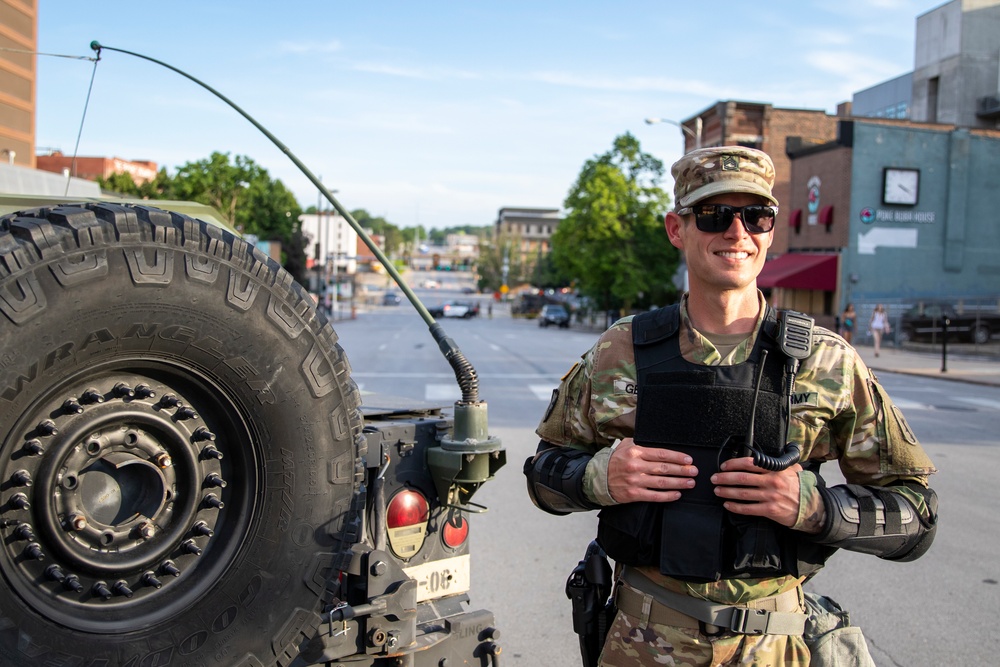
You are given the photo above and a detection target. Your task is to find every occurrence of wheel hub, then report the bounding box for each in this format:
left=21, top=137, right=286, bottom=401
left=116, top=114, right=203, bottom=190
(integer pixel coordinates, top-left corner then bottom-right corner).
left=0, top=371, right=245, bottom=631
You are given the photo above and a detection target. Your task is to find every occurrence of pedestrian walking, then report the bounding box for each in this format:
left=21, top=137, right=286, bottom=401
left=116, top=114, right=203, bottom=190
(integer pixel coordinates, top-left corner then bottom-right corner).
left=870, top=304, right=890, bottom=356
left=840, top=303, right=856, bottom=344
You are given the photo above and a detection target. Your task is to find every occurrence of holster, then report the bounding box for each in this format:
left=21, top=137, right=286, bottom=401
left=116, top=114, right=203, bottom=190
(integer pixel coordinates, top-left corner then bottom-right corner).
left=566, top=540, right=615, bottom=667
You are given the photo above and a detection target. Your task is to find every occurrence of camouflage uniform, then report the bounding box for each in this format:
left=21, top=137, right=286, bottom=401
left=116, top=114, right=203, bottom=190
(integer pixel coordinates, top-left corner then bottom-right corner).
left=536, top=293, right=936, bottom=667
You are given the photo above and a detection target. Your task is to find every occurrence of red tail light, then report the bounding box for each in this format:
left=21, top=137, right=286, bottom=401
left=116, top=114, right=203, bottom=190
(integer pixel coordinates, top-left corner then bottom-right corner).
left=386, top=489, right=429, bottom=559
left=442, top=515, right=469, bottom=549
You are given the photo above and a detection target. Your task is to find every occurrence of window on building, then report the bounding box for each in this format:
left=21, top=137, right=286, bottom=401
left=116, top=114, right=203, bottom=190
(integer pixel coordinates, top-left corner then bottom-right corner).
left=885, top=106, right=896, bottom=119
left=896, top=102, right=908, bottom=119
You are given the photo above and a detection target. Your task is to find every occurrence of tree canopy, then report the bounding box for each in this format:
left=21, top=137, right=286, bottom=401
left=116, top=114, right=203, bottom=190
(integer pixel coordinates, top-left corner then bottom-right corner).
left=551, top=133, right=680, bottom=313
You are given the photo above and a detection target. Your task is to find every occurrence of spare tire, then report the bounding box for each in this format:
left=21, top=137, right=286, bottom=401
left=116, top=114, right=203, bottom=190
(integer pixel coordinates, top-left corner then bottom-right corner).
left=0, top=204, right=364, bottom=666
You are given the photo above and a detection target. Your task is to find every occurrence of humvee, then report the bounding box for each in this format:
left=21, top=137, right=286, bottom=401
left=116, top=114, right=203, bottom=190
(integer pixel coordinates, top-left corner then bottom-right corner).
left=0, top=193, right=505, bottom=666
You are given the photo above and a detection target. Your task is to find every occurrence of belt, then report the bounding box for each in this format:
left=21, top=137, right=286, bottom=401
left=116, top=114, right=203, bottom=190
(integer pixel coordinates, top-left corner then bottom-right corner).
left=616, top=567, right=807, bottom=636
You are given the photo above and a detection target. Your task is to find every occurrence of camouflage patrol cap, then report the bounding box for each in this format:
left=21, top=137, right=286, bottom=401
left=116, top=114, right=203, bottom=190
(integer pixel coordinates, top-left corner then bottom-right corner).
left=671, top=146, right=778, bottom=209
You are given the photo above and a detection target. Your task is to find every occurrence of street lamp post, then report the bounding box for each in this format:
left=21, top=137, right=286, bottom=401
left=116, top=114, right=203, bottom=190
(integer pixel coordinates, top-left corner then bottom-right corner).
left=644, top=116, right=702, bottom=152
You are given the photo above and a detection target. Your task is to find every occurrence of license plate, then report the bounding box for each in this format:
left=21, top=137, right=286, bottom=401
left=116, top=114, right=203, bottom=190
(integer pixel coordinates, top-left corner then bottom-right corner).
left=403, top=554, right=471, bottom=602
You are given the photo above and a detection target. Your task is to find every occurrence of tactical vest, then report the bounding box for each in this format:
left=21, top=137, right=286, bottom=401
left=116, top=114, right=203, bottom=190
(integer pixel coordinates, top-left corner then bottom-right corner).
left=596, top=304, right=836, bottom=582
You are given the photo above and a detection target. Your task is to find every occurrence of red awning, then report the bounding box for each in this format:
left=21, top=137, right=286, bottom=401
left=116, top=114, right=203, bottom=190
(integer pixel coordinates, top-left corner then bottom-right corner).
left=757, top=253, right=838, bottom=291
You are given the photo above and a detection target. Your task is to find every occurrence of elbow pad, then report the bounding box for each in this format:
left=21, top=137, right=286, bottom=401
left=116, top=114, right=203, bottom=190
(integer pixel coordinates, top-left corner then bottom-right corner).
left=814, top=483, right=938, bottom=562
left=523, top=443, right=599, bottom=516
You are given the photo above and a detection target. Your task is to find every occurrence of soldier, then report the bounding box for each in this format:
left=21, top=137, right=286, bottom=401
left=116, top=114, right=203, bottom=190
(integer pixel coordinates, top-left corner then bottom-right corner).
left=525, top=146, right=938, bottom=666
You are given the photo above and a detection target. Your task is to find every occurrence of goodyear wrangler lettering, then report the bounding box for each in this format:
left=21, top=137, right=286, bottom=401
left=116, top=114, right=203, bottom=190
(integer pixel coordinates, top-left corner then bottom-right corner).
left=2, top=325, right=243, bottom=402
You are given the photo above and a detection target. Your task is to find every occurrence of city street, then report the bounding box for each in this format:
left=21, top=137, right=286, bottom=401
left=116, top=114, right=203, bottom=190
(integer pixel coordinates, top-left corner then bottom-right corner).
left=333, top=285, right=999, bottom=666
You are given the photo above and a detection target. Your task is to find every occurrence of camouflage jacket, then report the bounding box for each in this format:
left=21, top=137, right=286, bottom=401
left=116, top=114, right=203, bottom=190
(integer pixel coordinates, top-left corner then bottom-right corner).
left=535, top=293, right=936, bottom=604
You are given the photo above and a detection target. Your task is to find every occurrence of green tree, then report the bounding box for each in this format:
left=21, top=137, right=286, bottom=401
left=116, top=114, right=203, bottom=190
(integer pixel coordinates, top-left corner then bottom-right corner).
left=551, top=133, right=679, bottom=314
left=530, top=250, right=572, bottom=290
left=97, top=167, right=176, bottom=200
left=476, top=232, right=528, bottom=293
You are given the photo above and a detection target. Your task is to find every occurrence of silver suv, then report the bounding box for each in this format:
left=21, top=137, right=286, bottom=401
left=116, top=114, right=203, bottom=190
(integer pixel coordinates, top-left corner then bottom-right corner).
left=539, top=304, right=570, bottom=328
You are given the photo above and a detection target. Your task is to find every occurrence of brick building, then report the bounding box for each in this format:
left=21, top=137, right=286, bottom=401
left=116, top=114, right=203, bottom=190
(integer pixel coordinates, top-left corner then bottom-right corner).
left=36, top=152, right=159, bottom=185
left=680, top=101, right=842, bottom=255
left=494, top=206, right=561, bottom=267
left=0, top=0, right=36, bottom=169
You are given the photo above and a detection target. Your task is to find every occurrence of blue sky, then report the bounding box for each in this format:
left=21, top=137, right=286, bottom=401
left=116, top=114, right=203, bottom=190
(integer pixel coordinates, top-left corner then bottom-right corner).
left=37, top=1, right=943, bottom=230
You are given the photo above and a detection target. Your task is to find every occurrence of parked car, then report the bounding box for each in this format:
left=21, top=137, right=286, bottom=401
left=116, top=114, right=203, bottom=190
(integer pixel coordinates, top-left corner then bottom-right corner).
left=429, top=301, right=473, bottom=318
left=457, top=300, right=480, bottom=317
left=898, top=302, right=999, bottom=345
left=538, top=304, right=570, bottom=328
left=382, top=291, right=401, bottom=306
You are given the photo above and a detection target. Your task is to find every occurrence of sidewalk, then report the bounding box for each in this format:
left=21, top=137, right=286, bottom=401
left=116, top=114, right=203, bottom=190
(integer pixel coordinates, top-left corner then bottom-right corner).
left=854, top=343, right=1000, bottom=387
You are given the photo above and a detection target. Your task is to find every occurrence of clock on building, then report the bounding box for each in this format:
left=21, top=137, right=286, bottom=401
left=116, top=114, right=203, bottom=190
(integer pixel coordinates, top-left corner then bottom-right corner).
left=882, top=167, right=920, bottom=205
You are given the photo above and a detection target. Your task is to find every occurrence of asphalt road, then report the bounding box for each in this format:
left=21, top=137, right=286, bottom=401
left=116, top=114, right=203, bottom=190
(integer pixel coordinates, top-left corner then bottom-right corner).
left=333, top=286, right=999, bottom=666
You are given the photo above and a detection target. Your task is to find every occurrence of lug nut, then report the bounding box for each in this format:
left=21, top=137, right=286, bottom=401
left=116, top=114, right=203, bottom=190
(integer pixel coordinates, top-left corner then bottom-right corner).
left=45, top=564, right=66, bottom=582
left=181, top=539, right=203, bottom=556
left=113, top=382, right=135, bottom=398
left=81, top=388, right=105, bottom=404
left=205, top=473, right=226, bottom=488
left=142, top=571, right=163, bottom=589
left=24, top=543, right=44, bottom=560
left=134, top=383, right=156, bottom=398
left=63, top=574, right=83, bottom=592
left=92, top=581, right=112, bottom=600
left=192, top=521, right=214, bottom=537
left=154, top=453, right=173, bottom=468
left=137, top=521, right=155, bottom=539
left=62, top=398, right=84, bottom=414
left=112, top=580, right=134, bottom=598
left=203, top=493, right=224, bottom=509
left=161, top=561, right=181, bottom=577
left=14, top=523, right=35, bottom=541
left=10, top=493, right=30, bottom=510
left=201, top=445, right=224, bottom=460
left=12, top=470, right=32, bottom=487
left=37, top=420, right=58, bottom=436
left=67, top=514, right=87, bottom=532
left=193, top=427, right=216, bottom=442
left=159, top=394, right=181, bottom=408
left=175, top=406, right=199, bottom=420
left=23, top=439, right=44, bottom=455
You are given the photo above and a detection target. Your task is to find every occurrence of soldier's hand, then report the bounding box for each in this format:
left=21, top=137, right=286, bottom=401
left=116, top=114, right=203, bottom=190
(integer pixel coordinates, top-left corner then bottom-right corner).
left=607, top=438, right=698, bottom=503
left=710, top=457, right=802, bottom=527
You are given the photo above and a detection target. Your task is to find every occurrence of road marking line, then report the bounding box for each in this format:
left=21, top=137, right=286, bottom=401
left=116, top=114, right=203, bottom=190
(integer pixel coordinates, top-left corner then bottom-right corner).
left=890, top=398, right=932, bottom=410
left=426, top=384, right=462, bottom=401
left=954, top=397, right=1000, bottom=410
left=529, top=384, right=557, bottom=401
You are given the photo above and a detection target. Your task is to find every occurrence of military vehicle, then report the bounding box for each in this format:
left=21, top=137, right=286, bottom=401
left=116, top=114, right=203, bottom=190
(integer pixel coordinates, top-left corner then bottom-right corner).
left=0, top=190, right=506, bottom=666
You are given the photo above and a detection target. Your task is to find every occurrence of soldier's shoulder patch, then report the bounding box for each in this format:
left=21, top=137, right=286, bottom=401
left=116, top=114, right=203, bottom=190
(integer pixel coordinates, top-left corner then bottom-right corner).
left=544, top=388, right=559, bottom=422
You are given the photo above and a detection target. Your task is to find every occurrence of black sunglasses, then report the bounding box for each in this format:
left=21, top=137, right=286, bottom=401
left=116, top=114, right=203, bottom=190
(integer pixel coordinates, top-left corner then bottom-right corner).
left=676, top=204, right=778, bottom=234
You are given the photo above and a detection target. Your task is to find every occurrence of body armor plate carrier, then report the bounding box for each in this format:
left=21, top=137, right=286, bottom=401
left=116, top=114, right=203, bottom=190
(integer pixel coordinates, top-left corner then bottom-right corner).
left=596, top=304, right=835, bottom=582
